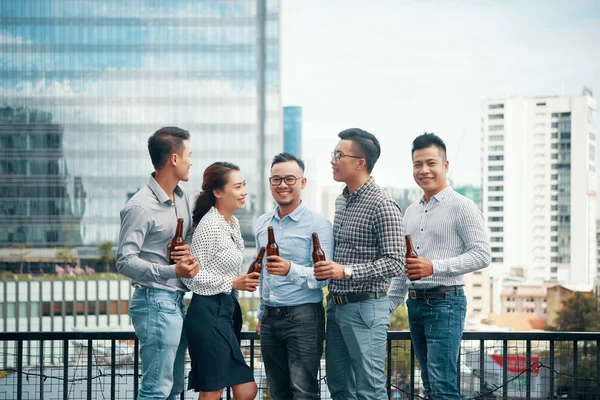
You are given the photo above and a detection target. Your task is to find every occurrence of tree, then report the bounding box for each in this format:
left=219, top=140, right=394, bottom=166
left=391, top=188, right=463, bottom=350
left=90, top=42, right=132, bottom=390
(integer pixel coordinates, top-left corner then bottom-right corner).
left=11, top=243, right=31, bottom=274
left=552, top=292, right=600, bottom=332
left=97, top=241, right=115, bottom=273
left=390, top=304, right=409, bottom=330
left=55, top=243, right=77, bottom=264
left=552, top=292, right=600, bottom=399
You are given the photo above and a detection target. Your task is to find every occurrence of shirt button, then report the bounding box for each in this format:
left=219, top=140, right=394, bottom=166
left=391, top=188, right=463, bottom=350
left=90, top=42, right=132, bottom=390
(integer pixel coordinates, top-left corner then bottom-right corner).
left=425, top=210, right=428, bottom=213
left=420, top=228, right=423, bottom=231
left=417, top=247, right=420, bottom=250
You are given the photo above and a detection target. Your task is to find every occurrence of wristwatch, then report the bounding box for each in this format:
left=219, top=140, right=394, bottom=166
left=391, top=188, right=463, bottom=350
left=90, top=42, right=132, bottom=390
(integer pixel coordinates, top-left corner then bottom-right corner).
left=343, top=265, right=353, bottom=279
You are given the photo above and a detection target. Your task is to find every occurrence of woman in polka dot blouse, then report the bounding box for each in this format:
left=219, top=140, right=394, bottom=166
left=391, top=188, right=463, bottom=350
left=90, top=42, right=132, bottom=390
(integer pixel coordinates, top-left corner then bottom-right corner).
left=181, top=162, right=260, bottom=400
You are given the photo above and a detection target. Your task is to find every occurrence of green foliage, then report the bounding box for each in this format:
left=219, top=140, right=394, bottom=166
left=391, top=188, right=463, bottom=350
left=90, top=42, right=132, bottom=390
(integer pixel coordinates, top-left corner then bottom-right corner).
left=97, top=241, right=116, bottom=273
left=11, top=243, right=31, bottom=274
left=552, top=292, right=600, bottom=332
left=390, top=304, right=409, bottom=331
left=0, top=272, right=126, bottom=281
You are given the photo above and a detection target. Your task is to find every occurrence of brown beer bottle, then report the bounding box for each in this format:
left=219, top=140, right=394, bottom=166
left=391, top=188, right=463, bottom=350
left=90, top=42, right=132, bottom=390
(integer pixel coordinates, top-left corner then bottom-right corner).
left=169, top=218, right=185, bottom=262
left=247, top=246, right=266, bottom=274
left=266, top=226, right=279, bottom=256
left=312, top=232, right=327, bottom=281
left=405, top=234, right=418, bottom=259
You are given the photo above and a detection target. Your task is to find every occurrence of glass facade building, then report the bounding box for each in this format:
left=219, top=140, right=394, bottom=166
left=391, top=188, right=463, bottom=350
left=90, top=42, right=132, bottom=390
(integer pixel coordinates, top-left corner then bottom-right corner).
left=0, top=0, right=281, bottom=248
left=283, top=105, right=302, bottom=158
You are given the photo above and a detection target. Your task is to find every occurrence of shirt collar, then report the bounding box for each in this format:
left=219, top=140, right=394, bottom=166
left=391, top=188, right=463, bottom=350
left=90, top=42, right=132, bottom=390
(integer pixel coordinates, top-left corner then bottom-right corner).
left=343, top=177, right=375, bottom=200
left=420, top=186, right=453, bottom=204
left=270, top=201, right=308, bottom=222
left=148, top=172, right=183, bottom=205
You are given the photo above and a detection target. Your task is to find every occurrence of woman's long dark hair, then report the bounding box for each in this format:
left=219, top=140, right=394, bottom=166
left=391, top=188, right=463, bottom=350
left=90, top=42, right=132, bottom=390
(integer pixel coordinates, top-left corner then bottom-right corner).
left=192, top=161, right=240, bottom=226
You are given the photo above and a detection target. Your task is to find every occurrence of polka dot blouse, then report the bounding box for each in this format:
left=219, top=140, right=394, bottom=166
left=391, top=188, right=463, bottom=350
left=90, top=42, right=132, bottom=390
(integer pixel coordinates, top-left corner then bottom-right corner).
left=181, top=206, right=245, bottom=296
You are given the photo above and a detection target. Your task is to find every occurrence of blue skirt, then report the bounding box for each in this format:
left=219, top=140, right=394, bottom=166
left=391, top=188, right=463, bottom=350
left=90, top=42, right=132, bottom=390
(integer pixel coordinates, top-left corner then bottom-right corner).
left=184, top=293, right=253, bottom=392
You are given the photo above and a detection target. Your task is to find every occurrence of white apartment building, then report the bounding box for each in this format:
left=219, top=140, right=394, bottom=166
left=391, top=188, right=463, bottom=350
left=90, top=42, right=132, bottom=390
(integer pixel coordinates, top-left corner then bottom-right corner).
left=481, top=89, right=597, bottom=289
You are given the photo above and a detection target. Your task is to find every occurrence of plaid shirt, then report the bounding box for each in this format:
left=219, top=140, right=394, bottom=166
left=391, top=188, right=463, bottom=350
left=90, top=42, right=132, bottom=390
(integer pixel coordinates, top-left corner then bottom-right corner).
left=329, top=178, right=405, bottom=295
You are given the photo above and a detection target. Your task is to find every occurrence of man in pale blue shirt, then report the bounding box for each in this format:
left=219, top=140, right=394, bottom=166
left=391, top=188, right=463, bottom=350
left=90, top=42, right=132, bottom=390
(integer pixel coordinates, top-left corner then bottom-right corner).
left=255, top=152, right=333, bottom=400
left=117, top=127, right=200, bottom=400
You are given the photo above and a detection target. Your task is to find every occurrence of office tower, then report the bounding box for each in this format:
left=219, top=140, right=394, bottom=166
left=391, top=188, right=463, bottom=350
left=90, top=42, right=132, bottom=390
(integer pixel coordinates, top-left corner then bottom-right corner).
left=283, top=105, right=302, bottom=158
left=481, top=89, right=597, bottom=285
left=0, top=0, right=281, bottom=248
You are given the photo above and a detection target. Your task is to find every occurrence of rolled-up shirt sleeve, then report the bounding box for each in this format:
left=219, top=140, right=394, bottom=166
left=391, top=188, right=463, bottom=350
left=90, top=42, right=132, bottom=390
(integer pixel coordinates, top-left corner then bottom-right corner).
left=116, top=205, right=177, bottom=284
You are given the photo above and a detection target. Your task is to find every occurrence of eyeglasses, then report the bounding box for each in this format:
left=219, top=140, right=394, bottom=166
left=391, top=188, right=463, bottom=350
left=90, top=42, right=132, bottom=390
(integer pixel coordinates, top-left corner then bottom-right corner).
left=331, top=150, right=363, bottom=162
left=269, top=175, right=302, bottom=186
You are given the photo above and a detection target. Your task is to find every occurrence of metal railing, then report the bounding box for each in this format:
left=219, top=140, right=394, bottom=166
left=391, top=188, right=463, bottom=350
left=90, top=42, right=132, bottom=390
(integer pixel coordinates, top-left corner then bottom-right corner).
left=1, top=331, right=599, bottom=399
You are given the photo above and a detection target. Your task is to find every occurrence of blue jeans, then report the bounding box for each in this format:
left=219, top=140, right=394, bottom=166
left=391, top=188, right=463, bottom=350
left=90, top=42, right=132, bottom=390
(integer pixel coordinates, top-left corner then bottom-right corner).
left=407, top=288, right=467, bottom=400
left=261, top=302, right=325, bottom=400
left=129, top=288, right=187, bottom=400
left=325, top=297, right=391, bottom=400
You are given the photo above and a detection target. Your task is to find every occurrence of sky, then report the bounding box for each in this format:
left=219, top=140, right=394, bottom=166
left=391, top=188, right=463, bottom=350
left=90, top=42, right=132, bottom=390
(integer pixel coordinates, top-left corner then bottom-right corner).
left=280, top=0, right=600, bottom=202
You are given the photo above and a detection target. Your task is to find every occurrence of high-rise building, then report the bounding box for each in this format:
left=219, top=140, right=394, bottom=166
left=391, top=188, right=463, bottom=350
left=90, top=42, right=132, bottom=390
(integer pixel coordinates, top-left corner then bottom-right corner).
left=0, top=0, right=281, bottom=249
left=454, top=184, right=482, bottom=211
left=283, top=106, right=302, bottom=158
left=0, top=107, right=85, bottom=247
left=481, top=89, right=597, bottom=285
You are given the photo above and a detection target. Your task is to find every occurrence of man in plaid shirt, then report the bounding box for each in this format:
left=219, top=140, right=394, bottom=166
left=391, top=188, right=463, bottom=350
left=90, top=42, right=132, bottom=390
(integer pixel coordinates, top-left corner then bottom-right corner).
left=314, top=128, right=406, bottom=400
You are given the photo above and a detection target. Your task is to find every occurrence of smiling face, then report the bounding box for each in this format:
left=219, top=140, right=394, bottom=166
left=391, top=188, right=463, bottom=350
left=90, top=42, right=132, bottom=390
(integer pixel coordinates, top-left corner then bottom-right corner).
left=214, top=169, right=247, bottom=212
left=269, top=160, right=305, bottom=208
left=412, top=145, right=449, bottom=199
left=330, top=139, right=364, bottom=183
left=173, top=140, right=193, bottom=182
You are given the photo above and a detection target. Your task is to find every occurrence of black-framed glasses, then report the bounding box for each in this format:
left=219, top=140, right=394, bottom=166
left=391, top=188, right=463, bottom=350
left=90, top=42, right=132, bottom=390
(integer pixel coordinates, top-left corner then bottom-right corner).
left=331, top=150, right=363, bottom=162
left=269, top=175, right=302, bottom=186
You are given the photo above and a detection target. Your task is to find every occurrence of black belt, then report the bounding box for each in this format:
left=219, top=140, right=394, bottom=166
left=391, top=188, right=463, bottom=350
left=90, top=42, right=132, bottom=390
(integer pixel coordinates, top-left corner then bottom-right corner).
left=332, top=292, right=387, bottom=305
left=408, top=285, right=463, bottom=300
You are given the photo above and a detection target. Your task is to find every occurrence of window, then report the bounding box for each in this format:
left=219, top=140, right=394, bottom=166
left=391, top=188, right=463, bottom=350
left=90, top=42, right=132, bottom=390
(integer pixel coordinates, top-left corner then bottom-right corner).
left=488, top=145, right=504, bottom=152
left=552, top=113, right=558, bottom=118
left=488, top=196, right=503, bottom=202
left=536, top=102, right=546, bottom=106
left=491, top=237, right=503, bottom=242
left=490, top=227, right=503, bottom=232
left=489, top=206, right=503, bottom=212
left=489, top=217, right=503, bottom=222
left=489, top=165, right=504, bottom=171
left=489, top=155, right=504, bottom=161
left=492, top=257, right=504, bottom=262
left=474, top=284, right=482, bottom=288
left=491, top=247, right=503, bottom=252
left=489, top=114, right=504, bottom=120
left=489, top=125, right=504, bottom=132
left=489, top=176, right=504, bottom=181
left=489, top=135, right=504, bottom=142
left=488, top=186, right=503, bottom=191
left=473, top=296, right=482, bottom=300
left=489, top=104, right=504, bottom=109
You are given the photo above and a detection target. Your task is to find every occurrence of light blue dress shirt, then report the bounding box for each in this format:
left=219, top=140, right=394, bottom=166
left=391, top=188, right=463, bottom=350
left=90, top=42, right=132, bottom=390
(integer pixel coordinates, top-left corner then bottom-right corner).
left=255, top=202, right=333, bottom=319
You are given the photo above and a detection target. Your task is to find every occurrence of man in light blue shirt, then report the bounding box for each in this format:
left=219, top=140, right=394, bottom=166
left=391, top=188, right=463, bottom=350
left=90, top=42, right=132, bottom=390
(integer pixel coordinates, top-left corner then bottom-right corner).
left=255, top=152, right=333, bottom=400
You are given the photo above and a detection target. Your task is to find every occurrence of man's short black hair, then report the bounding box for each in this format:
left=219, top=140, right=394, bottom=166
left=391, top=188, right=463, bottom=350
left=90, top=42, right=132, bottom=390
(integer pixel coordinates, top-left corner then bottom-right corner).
left=411, top=132, right=447, bottom=160
left=271, top=152, right=305, bottom=172
left=337, top=128, right=381, bottom=173
left=147, top=126, right=190, bottom=170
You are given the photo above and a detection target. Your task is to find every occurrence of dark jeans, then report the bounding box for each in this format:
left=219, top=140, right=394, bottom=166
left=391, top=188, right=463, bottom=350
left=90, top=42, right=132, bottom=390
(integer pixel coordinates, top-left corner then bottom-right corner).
left=261, top=302, right=325, bottom=400
left=407, top=288, right=467, bottom=400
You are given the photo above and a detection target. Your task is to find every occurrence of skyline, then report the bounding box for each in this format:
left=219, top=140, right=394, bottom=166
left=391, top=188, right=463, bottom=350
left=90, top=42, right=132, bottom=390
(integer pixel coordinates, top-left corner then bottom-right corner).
left=281, top=0, right=600, bottom=208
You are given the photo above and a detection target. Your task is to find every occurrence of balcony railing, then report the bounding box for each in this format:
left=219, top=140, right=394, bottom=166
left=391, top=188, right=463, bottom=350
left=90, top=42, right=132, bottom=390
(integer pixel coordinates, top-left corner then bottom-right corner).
left=1, top=331, right=599, bottom=399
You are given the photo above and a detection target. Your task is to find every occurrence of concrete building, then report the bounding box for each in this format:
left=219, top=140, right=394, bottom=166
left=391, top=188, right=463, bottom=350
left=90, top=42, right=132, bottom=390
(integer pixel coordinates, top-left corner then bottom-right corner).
left=481, top=89, right=597, bottom=285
